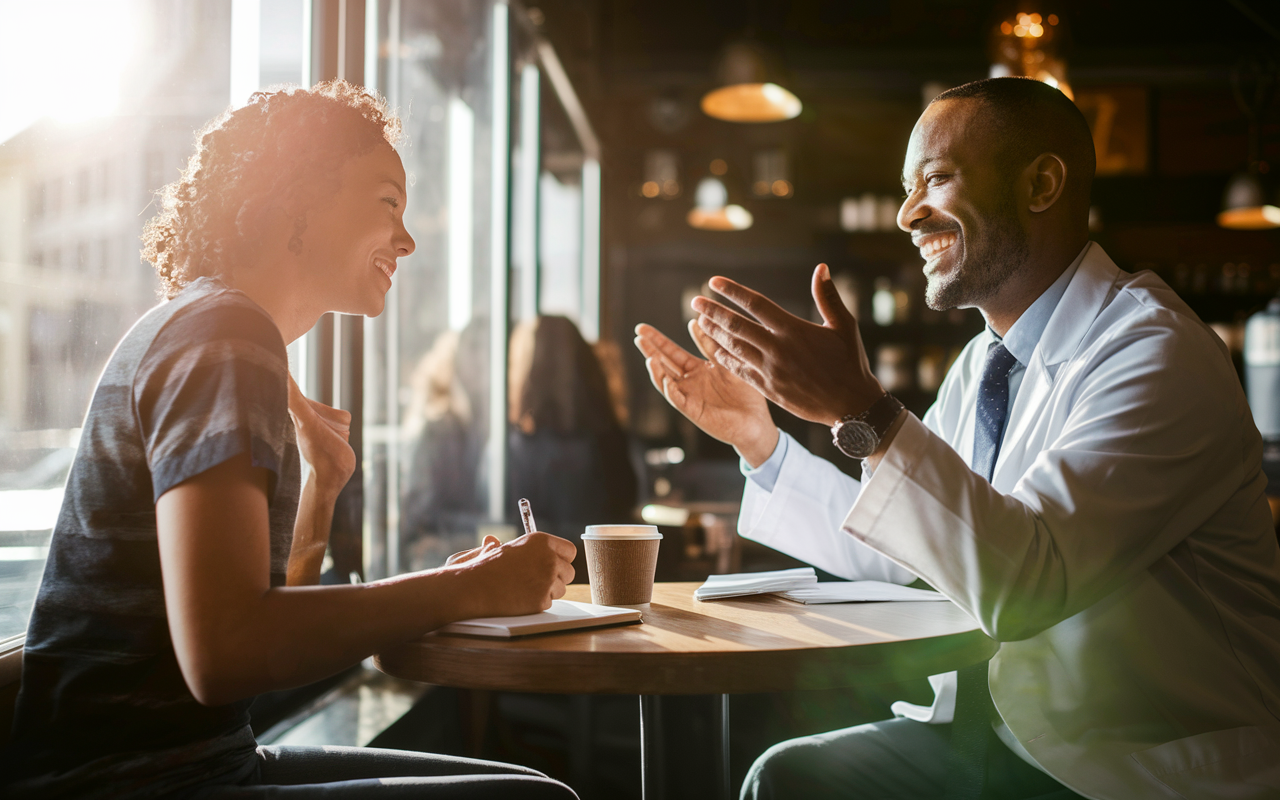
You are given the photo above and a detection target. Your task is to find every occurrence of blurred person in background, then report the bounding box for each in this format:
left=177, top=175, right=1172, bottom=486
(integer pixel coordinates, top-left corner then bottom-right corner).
left=507, top=316, right=637, bottom=577
left=401, top=320, right=490, bottom=569
left=3, top=81, right=577, bottom=800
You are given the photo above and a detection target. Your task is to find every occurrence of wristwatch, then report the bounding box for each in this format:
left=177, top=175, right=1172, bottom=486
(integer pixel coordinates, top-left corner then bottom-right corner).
left=831, top=393, right=905, bottom=459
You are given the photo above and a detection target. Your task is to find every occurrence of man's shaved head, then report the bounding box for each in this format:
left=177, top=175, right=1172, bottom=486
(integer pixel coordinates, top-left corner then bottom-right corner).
left=931, top=77, right=1096, bottom=211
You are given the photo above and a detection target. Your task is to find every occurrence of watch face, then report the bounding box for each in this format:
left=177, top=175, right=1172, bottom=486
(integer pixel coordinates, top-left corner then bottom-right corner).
left=834, top=419, right=878, bottom=459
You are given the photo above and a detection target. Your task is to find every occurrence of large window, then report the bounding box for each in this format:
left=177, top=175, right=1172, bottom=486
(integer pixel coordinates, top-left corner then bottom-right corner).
left=363, top=0, right=600, bottom=578
left=0, top=0, right=600, bottom=642
left=0, top=0, right=237, bottom=641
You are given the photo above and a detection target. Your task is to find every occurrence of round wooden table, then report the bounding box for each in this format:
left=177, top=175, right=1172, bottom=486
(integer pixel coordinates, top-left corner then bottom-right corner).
left=375, top=583, right=995, bottom=799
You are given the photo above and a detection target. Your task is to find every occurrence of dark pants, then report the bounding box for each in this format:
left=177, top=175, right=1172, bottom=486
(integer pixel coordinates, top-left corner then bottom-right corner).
left=741, top=717, right=1086, bottom=800
left=196, top=746, right=578, bottom=799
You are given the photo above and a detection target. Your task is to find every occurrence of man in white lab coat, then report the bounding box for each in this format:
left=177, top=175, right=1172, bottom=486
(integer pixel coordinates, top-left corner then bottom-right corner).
left=635, top=77, right=1280, bottom=800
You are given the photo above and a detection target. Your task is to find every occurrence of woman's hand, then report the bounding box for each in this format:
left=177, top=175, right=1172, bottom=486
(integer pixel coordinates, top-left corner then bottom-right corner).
left=446, top=535, right=502, bottom=566
left=288, top=375, right=355, bottom=499
left=634, top=321, right=779, bottom=467
left=452, top=533, right=577, bottom=617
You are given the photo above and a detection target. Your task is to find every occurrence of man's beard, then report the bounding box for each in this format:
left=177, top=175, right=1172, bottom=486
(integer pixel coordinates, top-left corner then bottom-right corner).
left=924, top=196, right=1029, bottom=311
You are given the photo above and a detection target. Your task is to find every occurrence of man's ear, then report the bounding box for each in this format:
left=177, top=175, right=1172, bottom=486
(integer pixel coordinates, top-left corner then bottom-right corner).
left=1024, top=152, right=1067, bottom=213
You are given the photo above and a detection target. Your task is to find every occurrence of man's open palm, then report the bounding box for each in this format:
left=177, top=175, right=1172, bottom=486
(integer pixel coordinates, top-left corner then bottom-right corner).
left=634, top=321, right=776, bottom=465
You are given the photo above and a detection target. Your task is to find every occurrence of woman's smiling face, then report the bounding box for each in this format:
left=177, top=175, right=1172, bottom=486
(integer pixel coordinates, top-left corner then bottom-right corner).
left=298, top=142, right=415, bottom=318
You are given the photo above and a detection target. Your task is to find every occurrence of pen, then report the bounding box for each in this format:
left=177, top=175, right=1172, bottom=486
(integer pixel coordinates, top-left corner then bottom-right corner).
left=518, top=498, right=538, bottom=537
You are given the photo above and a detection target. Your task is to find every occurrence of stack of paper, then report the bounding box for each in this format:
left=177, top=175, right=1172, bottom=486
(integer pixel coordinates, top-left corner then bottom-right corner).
left=779, top=581, right=947, bottom=604
left=437, top=600, right=643, bottom=638
left=694, top=568, right=818, bottom=601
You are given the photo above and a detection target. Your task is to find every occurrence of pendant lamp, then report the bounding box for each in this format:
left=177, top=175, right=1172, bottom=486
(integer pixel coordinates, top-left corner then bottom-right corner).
left=701, top=41, right=802, bottom=123
left=1219, top=171, right=1280, bottom=229
left=687, top=177, right=753, bottom=231
left=1219, top=55, right=1279, bottom=230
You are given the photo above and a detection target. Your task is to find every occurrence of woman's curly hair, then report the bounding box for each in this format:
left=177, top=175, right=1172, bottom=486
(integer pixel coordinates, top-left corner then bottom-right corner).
left=142, top=79, right=403, bottom=299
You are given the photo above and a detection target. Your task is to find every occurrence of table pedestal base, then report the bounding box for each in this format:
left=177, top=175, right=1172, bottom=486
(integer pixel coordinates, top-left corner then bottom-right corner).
left=640, top=694, right=731, bottom=800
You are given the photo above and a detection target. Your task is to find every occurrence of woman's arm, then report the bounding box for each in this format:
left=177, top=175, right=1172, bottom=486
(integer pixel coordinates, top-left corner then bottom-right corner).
left=285, top=377, right=354, bottom=586
left=156, top=452, right=575, bottom=707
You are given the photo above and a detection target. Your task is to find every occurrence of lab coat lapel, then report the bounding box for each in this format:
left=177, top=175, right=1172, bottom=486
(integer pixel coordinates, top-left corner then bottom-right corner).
left=989, top=244, right=1122, bottom=491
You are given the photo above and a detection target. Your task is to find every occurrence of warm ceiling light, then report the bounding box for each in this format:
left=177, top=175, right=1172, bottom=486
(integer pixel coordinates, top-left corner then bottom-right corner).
left=1219, top=171, right=1280, bottom=230
left=687, top=177, right=753, bottom=231
left=688, top=205, right=754, bottom=231
left=991, top=11, right=1071, bottom=98
left=710, top=158, right=728, bottom=175
left=701, top=42, right=802, bottom=123
left=702, top=83, right=801, bottom=123
left=641, top=181, right=660, bottom=198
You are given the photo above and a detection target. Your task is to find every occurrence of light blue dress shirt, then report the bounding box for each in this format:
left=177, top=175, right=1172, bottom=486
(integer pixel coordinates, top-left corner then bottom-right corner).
left=742, top=243, right=1091, bottom=490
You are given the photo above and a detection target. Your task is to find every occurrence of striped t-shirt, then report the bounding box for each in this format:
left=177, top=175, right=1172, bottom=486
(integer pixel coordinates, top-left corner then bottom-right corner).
left=5, top=277, right=300, bottom=798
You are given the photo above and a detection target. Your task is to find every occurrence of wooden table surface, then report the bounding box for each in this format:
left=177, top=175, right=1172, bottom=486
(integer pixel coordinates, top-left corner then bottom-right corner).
left=375, top=583, right=996, bottom=695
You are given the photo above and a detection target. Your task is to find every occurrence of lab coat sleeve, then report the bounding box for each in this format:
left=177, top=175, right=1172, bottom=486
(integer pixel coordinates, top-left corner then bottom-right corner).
left=843, top=307, right=1257, bottom=641
left=738, top=431, right=918, bottom=584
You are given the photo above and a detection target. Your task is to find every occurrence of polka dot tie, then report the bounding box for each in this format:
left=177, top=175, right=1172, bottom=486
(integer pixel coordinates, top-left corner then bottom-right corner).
left=972, top=342, right=1019, bottom=483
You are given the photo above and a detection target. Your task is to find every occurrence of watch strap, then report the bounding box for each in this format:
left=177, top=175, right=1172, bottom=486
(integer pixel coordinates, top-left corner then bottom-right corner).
left=854, top=392, right=905, bottom=441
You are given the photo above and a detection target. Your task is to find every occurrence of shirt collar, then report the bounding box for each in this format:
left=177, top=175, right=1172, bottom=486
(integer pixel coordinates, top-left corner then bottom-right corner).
left=990, top=241, right=1092, bottom=366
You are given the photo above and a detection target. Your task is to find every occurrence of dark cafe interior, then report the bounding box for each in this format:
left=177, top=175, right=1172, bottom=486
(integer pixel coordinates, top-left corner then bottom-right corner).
left=3, top=1, right=1280, bottom=798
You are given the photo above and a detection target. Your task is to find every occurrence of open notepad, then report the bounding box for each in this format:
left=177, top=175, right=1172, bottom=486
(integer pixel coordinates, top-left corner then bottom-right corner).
left=437, top=599, right=643, bottom=638
left=779, top=580, right=947, bottom=604
left=693, top=567, right=818, bottom=600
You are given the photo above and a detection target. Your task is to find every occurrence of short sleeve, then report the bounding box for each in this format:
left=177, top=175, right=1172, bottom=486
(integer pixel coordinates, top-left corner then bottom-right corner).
left=135, top=294, right=292, bottom=503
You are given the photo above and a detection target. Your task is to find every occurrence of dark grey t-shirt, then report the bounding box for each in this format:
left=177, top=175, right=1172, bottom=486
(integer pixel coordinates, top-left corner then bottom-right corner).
left=5, top=277, right=300, bottom=798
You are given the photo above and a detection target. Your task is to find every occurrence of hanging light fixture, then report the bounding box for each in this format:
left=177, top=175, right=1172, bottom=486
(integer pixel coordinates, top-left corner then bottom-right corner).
left=989, top=12, right=1073, bottom=99
left=1219, top=55, right=1279, bottom=230
left=687, top=177, right=752, bottom=231
left=701, top=41, right=802, bottom=123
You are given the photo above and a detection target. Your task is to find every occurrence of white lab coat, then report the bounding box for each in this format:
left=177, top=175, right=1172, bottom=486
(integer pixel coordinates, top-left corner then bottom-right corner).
left=738, top=244, right=1280, bottom=799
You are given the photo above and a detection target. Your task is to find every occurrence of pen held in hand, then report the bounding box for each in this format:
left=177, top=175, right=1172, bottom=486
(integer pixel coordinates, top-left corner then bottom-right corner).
left=518, top=498, right=538, bottom=537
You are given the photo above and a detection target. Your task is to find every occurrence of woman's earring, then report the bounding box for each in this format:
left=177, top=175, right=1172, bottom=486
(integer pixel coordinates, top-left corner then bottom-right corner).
left=288, top=216, right=307, bottom=255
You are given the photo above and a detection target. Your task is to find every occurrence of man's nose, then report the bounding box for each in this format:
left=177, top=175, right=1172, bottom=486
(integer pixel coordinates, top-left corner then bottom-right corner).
left=897, top=193, right=926, bottom=233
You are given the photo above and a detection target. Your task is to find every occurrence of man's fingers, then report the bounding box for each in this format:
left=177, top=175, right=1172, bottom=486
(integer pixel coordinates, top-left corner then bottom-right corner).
left=661, top=375, right=691, bottom=410
left=691, top=297, right=772, bottom=350
left=697, top=312, right=766, bottom=369
left=635, top=323, right=702, bottom=372
left=812, top=263, right=856, bottom=331
left=688, top=318, right=723, bottom=362
left=706, top=276, right=790, bottom=329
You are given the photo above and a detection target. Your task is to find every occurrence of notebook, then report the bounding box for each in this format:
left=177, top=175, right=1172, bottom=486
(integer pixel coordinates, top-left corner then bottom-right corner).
left=779, top=581, right=948, bottom=604
left=693, top=567, right=818, bottom=601
left=437, top=599, right=643, bottom=638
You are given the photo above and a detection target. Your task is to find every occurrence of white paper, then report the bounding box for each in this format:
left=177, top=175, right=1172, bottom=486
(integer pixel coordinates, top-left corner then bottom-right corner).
left=694, top=567, right=818, bottom=600
left=438, top=599, right=642, bottom=637
left=779, top=580, right=947, bottom=604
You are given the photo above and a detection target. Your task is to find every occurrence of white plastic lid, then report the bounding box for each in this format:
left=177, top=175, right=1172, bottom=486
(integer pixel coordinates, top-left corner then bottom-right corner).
left=582, top=525, right=663, bottom=540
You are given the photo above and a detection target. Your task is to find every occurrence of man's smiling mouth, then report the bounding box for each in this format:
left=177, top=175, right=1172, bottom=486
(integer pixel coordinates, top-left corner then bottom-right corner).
left=916, top=232, right=958, bottom=263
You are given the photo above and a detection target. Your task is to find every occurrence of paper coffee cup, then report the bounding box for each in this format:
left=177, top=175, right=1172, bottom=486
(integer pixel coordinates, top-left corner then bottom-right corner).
left=582, top=525, right=662, bottom=605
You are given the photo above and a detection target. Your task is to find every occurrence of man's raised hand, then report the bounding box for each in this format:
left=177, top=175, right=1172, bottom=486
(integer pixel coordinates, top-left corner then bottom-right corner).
left=691, top=263, right=883, bottom=425
left=633, top=321, right=778, bottom=468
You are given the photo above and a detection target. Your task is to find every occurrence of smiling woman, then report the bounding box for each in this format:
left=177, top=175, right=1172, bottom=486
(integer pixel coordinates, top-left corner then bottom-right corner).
left=2, top=81, right=578, bottom=800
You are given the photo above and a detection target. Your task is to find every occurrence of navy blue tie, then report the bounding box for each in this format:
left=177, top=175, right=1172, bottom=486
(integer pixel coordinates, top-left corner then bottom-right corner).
left=972, top=342, right=1019, bottom=483
left=946, top=341, right=1019, bottom=800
